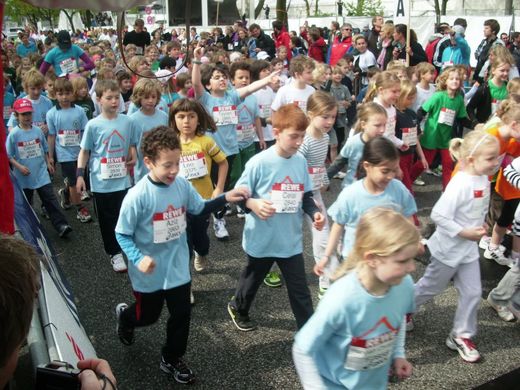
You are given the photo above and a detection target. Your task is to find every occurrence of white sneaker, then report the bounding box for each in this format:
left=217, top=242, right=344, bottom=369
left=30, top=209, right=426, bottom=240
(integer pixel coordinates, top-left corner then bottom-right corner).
left=111, top=253, right=128, bottom=273
left=446, top=334, right=481, bottom=363
left=484, top=246, right=513, bottom=266
left=479, top=236, right=505, bottom=251
left=213, top=218, right=229, bottom=241
left=236, top=205, right=246, bottom=219
left=413, top=178, right=425, bottom=186
left=194, top=252, right=207, bottom=272
left=487, top=295, right=515, bottom=322
left=333, top=171, right=346, bottom=179
left=190, top=290, right=195, bottom=305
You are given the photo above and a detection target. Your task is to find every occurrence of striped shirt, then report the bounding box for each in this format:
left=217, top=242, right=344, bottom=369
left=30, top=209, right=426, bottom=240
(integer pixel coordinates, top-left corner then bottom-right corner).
left=298, top=133, right=330, bottom=189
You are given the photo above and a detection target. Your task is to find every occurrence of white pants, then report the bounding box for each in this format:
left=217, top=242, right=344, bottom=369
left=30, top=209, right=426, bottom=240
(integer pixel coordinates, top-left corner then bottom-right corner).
left=305, top=190, right=339, bottom=289
left=415, top=257, right=481, bottom=338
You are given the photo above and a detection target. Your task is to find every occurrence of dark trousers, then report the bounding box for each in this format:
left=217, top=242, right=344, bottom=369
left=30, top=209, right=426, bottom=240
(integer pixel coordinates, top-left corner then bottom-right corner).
left=186, top=212, right=210, bottom=258
left=210, top=154, right=237, bottom=218
left=92, top=189, right=127, bottom=256
left=233, top=254, right=314, bottom=329
left=121, top=282, right=191, bottom=362
left=24, top=183, right=68, bottom=232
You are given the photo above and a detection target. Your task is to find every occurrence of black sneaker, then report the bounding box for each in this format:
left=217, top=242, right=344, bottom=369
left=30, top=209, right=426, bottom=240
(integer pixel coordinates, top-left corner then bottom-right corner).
left=115, top=303, right=134, bottom=345
left=160, top=356, right=195, bottom=384
left=58, top=224, right=72, bottom=238
left=227, top=301, right=257, bottom=331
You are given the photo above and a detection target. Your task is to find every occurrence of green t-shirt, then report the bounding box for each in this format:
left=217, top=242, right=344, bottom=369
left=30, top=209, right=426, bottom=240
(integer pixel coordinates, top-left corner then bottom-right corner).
left=488, top=79, right=508, bottom=104
left=420, top=91, right=467, bottom=149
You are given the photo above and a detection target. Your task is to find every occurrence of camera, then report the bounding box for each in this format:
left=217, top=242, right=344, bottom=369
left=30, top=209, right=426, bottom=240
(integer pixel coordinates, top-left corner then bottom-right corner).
left=35, top=361, right=80, bottom=390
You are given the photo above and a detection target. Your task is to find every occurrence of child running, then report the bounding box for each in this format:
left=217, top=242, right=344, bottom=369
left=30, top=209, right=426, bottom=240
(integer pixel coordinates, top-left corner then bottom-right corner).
left=413, top=130, right=500, bottom=363
left=298, top=91, right=340, bottom=298
left=293, top=207, right=418, bottom=389
left=114, top=126, right=248, bottom=384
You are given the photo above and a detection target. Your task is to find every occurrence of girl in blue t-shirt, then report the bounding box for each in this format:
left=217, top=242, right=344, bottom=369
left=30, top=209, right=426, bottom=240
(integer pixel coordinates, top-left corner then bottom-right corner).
left=316, top=137, right=417, bottom=271
left=293, top=207, right=418, bottom=390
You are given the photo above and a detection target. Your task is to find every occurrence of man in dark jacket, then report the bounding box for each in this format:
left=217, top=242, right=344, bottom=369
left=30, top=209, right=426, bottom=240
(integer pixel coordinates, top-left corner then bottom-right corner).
left=249, top=23, right=276, bottom=58
left=366, top=15, right=383, bottom=57
left=123, top=18, right=150, bottom=55
left=473, top=19, right=503, bottom=83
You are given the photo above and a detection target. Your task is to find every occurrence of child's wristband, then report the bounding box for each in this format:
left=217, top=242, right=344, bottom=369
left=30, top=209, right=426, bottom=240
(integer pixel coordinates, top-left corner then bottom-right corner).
left=193, top=60, right=202, bottom=65
left=76, top=168, right=85, bottom=177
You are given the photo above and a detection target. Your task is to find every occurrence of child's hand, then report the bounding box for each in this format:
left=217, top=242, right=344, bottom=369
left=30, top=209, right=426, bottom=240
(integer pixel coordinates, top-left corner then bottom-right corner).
left=211, top=187, right=223, bottom=199
left=313, top=212, right=325, bottom=231
left=39, top=124, right=49, bottom=135
left=76, top=176, right=86, bottom=194
left=393, top=357, right=413, bottom=380
left=126, top=155, right=136, bottom=167
left=19, top=165, right=30, bottom=176
left=314, top=256, right=329, bottom=276
left=225, top=187, right=250, bottom=203
left=420, top=157, right=429, bottom=170
left=459, top=226, right=486, bottom=241
left=194, top=45, right=204, bottom=60
left=138, top=255, right=156, bottom=274
left=343, top=100, right=350, bottom=108
left=400, top=143, right=410, bottom=152
left=258, top=140, right=267, bottom=150
left=47, top=160, right=55, bottom=174
left=246, top=198, right=275, bottom=220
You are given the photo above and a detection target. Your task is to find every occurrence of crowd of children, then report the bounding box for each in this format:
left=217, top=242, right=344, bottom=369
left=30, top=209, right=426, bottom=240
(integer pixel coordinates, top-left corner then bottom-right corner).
left=3, top=22, right=520, bottom=389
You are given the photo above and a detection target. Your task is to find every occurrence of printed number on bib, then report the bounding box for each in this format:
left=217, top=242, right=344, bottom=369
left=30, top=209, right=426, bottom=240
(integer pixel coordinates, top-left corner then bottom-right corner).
left=179, top=152, right=208, bottom=179
left=401, top=127, right=417, bottom=146
left=100, top=156, right=127, bottom=179
left=259, top=104, right=271, bottom=119
left=59, top=57, right=78, bottom=74
left=3, top=106, right=12, bottom=120
left=212, top=105, right=238, bottom=125
left=17, top=139, right=42, bottom=159
left=344, top=317, right=398, bottom=371
left=469, top=188, right=489, bottom=220
left=308, top=167, right=326, bottom=191
left=58, top=130, right=81, bottom=147
left=153, top=205, right=187, bottom=243
left=438, top=108, right=456, bottom=126
left=271, top=176, right=303, bottom=213
left=491, top=99, right=501, bottom=115
left=237, top=124, right=256, bottom=143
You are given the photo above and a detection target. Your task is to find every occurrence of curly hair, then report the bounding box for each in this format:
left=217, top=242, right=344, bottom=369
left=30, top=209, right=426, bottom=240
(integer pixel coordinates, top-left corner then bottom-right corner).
left=141, top=125, right=181, bottom=161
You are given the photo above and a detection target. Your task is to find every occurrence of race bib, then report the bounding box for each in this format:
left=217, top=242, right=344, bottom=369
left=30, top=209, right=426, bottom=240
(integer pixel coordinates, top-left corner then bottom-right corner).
left=212, top=105, right=238, bottom=125
left=3, top=106, right=12, bottom=120
left=308, top=167, right=326, bottom=191
left=135, top=46, right=143, bottom=55
left=227, top=43, right=233, bottom=51
left=271, top=178, right=304, bottom=213
left=385, top=115, right=396, bottom=136
left=100, top=156, right=127, bottom=179
left=438, top=108, right=456, bottom=126
left=59, top=57, right=78, bottom=74
left=491, top=99, right=501, bottom=115
left=345, top=331, right=396, bottom=371
left=442, top=61, right=454, bottom=69
left=17, top=139, right=42, bottom=159
left=259, top=104, right=271, bottom=119
left=469, top=188, right=489, bottom=220
left=57, top=129, right=81, bottom=147
left=237, top=124, right=256, bottom=144
left=152, top=205, right=187, bottom=243
left=179, top=152, right=208, bottom=180
left=401, top=127, right=417, bottom=146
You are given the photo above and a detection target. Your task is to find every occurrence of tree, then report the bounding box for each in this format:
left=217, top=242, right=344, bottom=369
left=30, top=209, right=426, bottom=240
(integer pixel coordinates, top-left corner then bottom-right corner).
left=303, top=0, right=311, bottom=17
left=254, top=0, right=267, bottom=18
left=434, top=0, right=449, bottom=16
left=345, top=0, right=384, bottom=16
left=62, top=9, right=80, bottom=33
left=5, top=0, right=59, bottom=29
left=276, top=0, right=288, bottom=25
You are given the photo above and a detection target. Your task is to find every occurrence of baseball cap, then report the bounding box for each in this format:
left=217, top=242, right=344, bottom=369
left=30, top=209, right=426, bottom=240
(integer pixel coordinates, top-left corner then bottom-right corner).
left=57, top=30, right=72, bottom=50
left=452, top=25, right=465, bottom=35
left=257, top=51, right=270, bottom=61
left=13, top=98, right=33, bottom=113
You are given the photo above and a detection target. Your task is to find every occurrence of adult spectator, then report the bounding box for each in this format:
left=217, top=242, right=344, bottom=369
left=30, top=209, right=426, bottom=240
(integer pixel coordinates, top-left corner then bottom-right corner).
left=509, top=32, right=520, bottom=72
left=366, top=15, right=384, bottom=57
left=249, top=23, right=275, bottom=58
left=385, top=24, right=427, bottom=68
left=39, top=30, right=95, bottom=76
left=329, top=23, right=353, bottom=66
left=273, top=20, right=292, bottom=60
left=473, top=19, right=504, bottom=83
left=432, top=19, right=467, bottom=73
left=16, top=33, right=38, bottom=58
left=303, top=27, right=326, bottom=63
left=123, top=18, right=150, bottom=55
left=501, top=33, right=510, bottom=48
left=440, top=26, right=470, bottom=70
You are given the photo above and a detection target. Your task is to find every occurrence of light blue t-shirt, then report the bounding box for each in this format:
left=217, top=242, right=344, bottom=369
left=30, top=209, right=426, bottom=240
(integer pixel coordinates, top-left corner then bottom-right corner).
left=329, top=179, right=417, bottom=257
left=294, top=272, right=415, bottom=390
left=339, top=132, right=366, bottom=188
left=43, top=45, right=85, bottom=75
left=3, top=92, right=15, bottom=127
left=129, top=109, right=169, bottom=182
left=127, top=97, right=169, bottom=116
left=115, top=175, right=205, bottom=293
left=16, top=42, right=38, bottom=57
left=237, top=94, right=259, bottom=150
left=80, top=114, right=135, bottom=193
left=199, top=89, right=241, bottom=156
left=6, top=125, right=51, bottom=189
left=8, top=95, right=53, bottom=129
left=47, top=105, right=88, bottom=162
left=235, top=146, right=312, bottom=258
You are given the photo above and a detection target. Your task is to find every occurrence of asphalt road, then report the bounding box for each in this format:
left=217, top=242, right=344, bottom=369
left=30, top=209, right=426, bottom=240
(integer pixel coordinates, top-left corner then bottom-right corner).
left=18, top=172, right=520, bottom=389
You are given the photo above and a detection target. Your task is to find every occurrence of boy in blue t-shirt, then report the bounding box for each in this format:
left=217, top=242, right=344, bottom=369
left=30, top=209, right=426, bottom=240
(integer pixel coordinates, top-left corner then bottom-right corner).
left=192, top=45, right=279, bottom=241
left=227, top=104, right=325, bottom=332
left=114, top=126, right=249, bottom=384
left=76, top=80, right=137, bottom=273
left=46, top=78, right=91, bottom=223
left=5, top=99, right=72, bottom=237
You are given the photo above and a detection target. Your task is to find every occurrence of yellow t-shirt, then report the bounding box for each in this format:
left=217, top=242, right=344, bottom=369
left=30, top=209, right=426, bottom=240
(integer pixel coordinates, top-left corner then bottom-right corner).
left=180, top=135, right=227, bottom=199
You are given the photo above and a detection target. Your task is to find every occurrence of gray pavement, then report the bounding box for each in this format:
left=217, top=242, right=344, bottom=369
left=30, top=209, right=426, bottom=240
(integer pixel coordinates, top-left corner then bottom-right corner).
left=27, top=172, right=520, bottom=389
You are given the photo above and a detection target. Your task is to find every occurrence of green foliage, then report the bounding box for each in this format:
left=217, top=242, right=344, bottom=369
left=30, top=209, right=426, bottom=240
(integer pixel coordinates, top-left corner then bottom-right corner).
left=5, top=0, right=59, bottom=27
left=345, top=0, right=384, bottom=16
